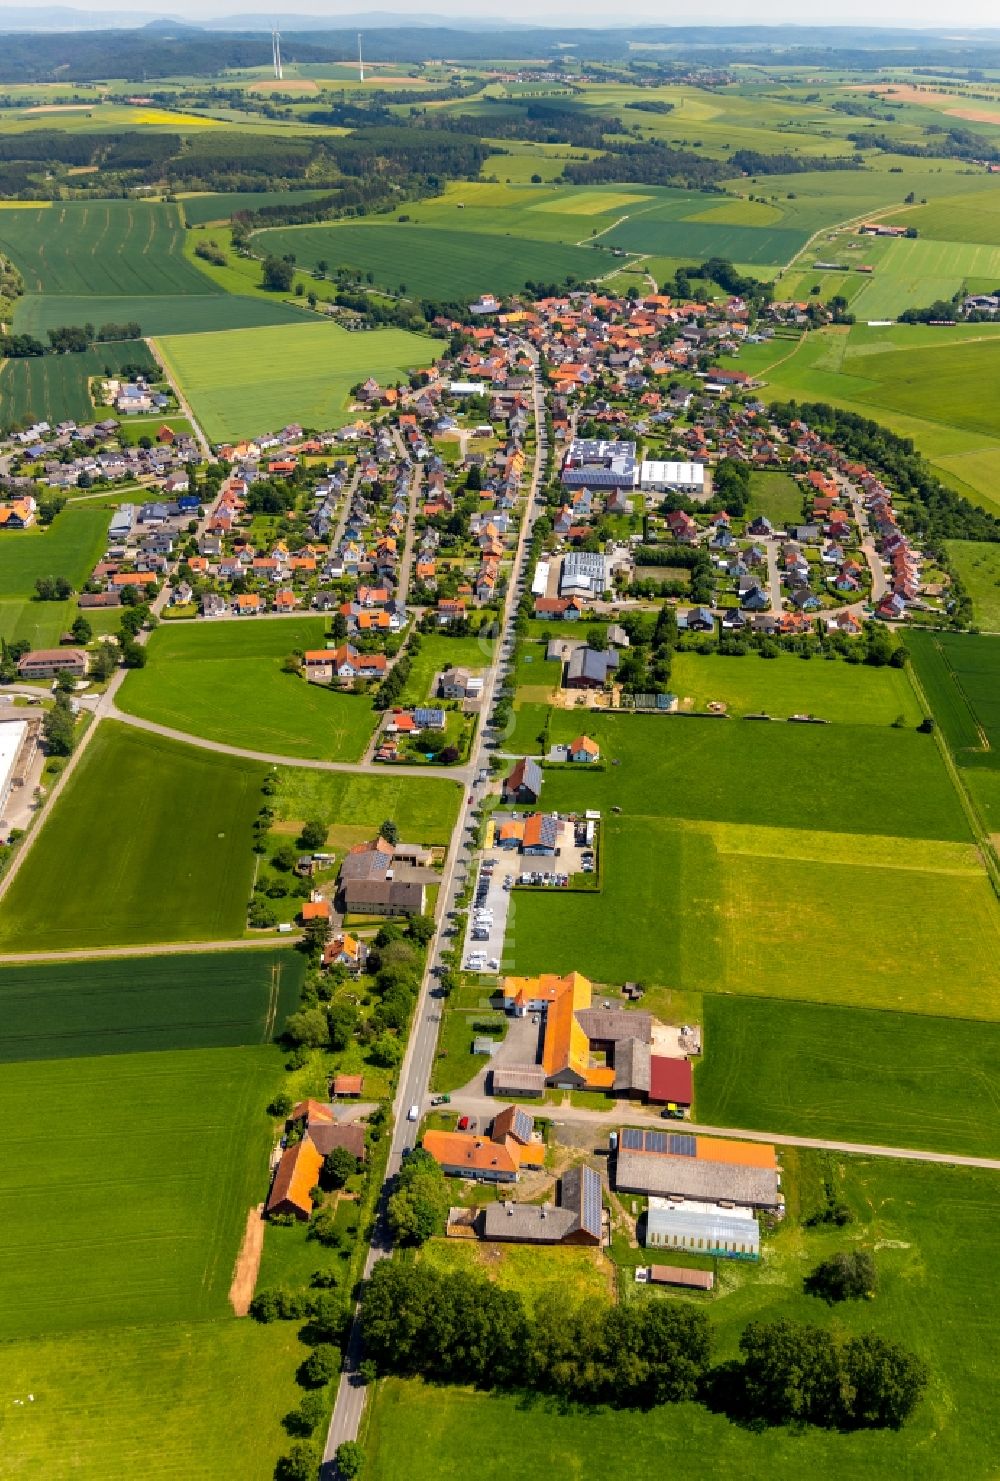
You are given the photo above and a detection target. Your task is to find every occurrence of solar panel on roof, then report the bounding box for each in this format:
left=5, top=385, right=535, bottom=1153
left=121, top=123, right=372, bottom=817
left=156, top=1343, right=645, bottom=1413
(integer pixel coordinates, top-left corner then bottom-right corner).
left=667, top=1133, right=697, bottom=1158
left=581, top=1165, right=602, bottom=1239
left=643, top=1130, right=668, bottom=1155
left=513, top=1108, right=533, bottom=1144
left=621, top=1127, right=644, bottom=1151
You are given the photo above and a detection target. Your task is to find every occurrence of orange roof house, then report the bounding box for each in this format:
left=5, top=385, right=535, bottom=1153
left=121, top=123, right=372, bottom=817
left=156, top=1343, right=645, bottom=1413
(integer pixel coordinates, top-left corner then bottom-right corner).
left=503, top=972, right=615, bottom=1091
left=265, top=1136, right=323, bottom=1220
left=301, top=899, right=332, bottom=923
left=422, top=1129, right=543, bottom=1181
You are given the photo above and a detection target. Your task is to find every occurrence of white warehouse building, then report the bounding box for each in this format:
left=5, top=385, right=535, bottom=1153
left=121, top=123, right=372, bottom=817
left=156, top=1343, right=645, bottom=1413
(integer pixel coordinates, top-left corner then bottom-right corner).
left=638, top=461, right=707, bottom=498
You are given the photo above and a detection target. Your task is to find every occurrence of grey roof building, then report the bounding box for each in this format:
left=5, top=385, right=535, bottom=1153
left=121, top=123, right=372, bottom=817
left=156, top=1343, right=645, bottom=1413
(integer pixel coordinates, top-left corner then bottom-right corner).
left=481, top=1163, right=603, bottom=1246
left=566, top=647, right=619, bottom=688
left=645, top=1198, right=760, bottom=1260
left=615, top=1149, right=781, bottom=1211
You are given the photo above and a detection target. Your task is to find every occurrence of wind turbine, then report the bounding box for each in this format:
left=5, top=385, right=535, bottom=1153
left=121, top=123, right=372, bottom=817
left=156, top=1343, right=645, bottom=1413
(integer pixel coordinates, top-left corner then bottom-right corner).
left=272, top=27, right=283, bottom=83
left=358, top=32, right=364, bottom=84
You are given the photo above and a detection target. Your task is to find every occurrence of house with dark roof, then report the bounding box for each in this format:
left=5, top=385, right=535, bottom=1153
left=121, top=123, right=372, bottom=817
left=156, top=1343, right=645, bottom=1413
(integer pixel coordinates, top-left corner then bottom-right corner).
left=502, top=757, right=543, bottom=805
left=480, top=1164, right=603, bottom=1246
left=565, top=646, right=618, bottom=689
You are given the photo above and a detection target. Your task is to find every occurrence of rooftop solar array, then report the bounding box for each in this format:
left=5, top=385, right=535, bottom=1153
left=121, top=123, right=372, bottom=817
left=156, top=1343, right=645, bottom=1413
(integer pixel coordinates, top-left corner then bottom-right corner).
left=512, top=1108, right=534, bottom=1144
left=619, top=1128, right=696, bottom=1157
left=580, top=1165, right=603, bottom=1240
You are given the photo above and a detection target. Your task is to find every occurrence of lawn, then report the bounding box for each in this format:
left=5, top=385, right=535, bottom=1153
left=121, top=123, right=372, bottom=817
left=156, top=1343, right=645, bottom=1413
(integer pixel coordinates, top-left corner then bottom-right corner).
left=419, top=1238, right=613, bottom=1308
left=364, top=1158, right=1000, bottom=1481
left=0, top=1043, right=280, bottom=1337
left=0, top=200, right=215, bottom=296
left=273, top=765, right=462, bottom=848
left=0, top=948, right=303, bottom=1063
left=0, top=723, right=265, bottom=952
left=119, top=616, right=378, bottom=762
left=696, top=994, right=1000, bottom=1158
left=745, top=469, right=805, bottom=526
left=945, top=540, right=1000, bottom=633
left=250, top=221, right=604, bottom=299
left=0, top=339, right=156, bottom=432
left=669, top=652, right=922, bottom=725
left=399, top=633, right=493, bottom=705
left=155, top=320, right=437, bottom=441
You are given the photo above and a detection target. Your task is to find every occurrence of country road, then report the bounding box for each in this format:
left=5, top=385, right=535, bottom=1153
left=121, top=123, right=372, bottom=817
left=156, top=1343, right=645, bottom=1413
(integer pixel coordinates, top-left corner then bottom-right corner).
left=445, top=1093, right=1000, bottom=1173
left=0, top=935, right=304, bottom=966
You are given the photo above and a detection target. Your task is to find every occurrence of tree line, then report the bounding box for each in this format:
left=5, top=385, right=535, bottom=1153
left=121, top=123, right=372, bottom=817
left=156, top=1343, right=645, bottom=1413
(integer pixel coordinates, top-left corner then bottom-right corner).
left=361, top=1260, right=926, bottom=1430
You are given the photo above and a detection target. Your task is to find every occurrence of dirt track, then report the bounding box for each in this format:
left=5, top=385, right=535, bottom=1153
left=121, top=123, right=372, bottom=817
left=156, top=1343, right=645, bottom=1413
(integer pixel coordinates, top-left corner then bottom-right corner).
left=229, top=1204, right=265, bottom=1316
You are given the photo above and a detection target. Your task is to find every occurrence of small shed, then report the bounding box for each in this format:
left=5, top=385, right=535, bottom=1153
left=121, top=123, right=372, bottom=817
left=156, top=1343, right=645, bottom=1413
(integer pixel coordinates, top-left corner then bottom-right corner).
left=473, top=1036, right=501, bottom=1057
left=650, top=1264, right=714, bottom=1291
left=333, top=1073, right=364, bottom=1098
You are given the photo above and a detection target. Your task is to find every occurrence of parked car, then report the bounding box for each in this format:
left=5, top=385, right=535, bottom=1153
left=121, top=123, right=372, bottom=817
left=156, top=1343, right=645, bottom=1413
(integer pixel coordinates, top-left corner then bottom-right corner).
left=430, top=1094, right=451, bottom=1107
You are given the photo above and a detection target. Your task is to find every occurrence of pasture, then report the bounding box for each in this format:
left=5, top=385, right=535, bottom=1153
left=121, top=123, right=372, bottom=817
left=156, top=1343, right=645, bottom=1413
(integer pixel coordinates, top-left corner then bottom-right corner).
left=945, top=540, right=1000, bottom=632
left=668, top=652, right=922, bottom=725
left=850, top=237, right=1000, bottom=321
left=696, top=994, right=1000, bottom=1158
left=366, top=1156, right=1000, bottom=1481
left=0, top=723, right=265, bottom=952
left=156, top=320, right=437, bottom=441
left=0, top=504, right=110, bottom=597
left=0, top=201, right=214, bottom=297
left=0, top=339, right=155, bottom=432
left=119, top=616, right=378, bottom=762
left=250, top=221, right=603, bottom=299
left=0, top=949, right=303, bottom=1063
left=0, top=1044, right=280, bottom=1337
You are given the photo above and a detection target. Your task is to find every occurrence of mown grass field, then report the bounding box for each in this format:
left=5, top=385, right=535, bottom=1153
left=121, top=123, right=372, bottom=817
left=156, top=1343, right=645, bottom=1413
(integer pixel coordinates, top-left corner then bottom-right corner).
left=0, top=339, right=155, bottom=432
left=603, top=211, right=807, bottom=265
left=251, top=221, right=603, bottom=299
left=420, top=1238, right=613, bottom=1308
left=696, top=994, right=1000, bottom=1158
left=273, top=765, right=462, bottom=849
left=851, top=237, right=1000, bottom=320
left=365, top=1156, right=1000, bottom=1481
left=156, top=320, right=437, bottom=441
left=119, top=616, right=377, bottom=762
left=0, top=949, right=303, bottom=1063
left=945, top=540, right=1000, bottom=632
left=0, top=200, right=215, bottom=296
left=0, top=724, right=264, bottom=952
left=669, top=652, right=922, bottom=725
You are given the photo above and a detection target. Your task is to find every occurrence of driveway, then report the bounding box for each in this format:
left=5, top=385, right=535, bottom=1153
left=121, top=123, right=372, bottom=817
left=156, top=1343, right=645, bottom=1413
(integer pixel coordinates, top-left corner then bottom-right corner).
left=457, top=1009, right=543, bottom=1097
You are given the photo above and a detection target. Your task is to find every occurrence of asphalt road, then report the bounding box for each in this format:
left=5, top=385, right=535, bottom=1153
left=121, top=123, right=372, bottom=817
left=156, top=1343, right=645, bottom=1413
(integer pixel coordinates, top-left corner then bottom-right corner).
left=321, top=348, right=548, bottom=1476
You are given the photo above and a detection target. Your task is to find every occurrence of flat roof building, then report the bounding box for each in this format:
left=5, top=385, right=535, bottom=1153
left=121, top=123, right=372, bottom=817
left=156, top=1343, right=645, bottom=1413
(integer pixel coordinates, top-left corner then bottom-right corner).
left=639, top=461, right=707, bottom=498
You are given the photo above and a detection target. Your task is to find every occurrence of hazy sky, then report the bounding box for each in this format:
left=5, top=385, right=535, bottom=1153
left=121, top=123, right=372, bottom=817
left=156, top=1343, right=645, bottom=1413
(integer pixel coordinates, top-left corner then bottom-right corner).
left=21, top=0, right=1000, bottom=26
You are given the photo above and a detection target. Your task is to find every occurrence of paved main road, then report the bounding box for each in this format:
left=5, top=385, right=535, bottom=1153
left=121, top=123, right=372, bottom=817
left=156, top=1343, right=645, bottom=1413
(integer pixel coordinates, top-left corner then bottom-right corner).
left=321, top=347, right=547, bottom=1476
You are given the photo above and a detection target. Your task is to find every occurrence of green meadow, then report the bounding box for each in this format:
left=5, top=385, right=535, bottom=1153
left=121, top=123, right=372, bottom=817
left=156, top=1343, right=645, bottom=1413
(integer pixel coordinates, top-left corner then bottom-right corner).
left=696, top=994, right=1000, bottom=1158
left=0, top=503, right=114, bottom=645
left=365, top=1157, right=1000, bottom=1481
left=945, top=540, right=1000, bottom=632
left=156, top=319, right=437, bottom=441
left=0, top=723, right=264, bottom=952
left=907, top=629, right=1000, bottom=763
left=14, top=289, right=312, bottom=338
left=273, top=765, right=462, bottom=849
left=399, top=633, right=493, bottom=704
left=119, top=616, right=378, bottom=762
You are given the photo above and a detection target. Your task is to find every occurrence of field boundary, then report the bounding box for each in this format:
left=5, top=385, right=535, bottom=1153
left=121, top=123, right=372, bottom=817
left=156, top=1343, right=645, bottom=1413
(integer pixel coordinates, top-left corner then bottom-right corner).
left=229, top=1203, right=265, bottom=1316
